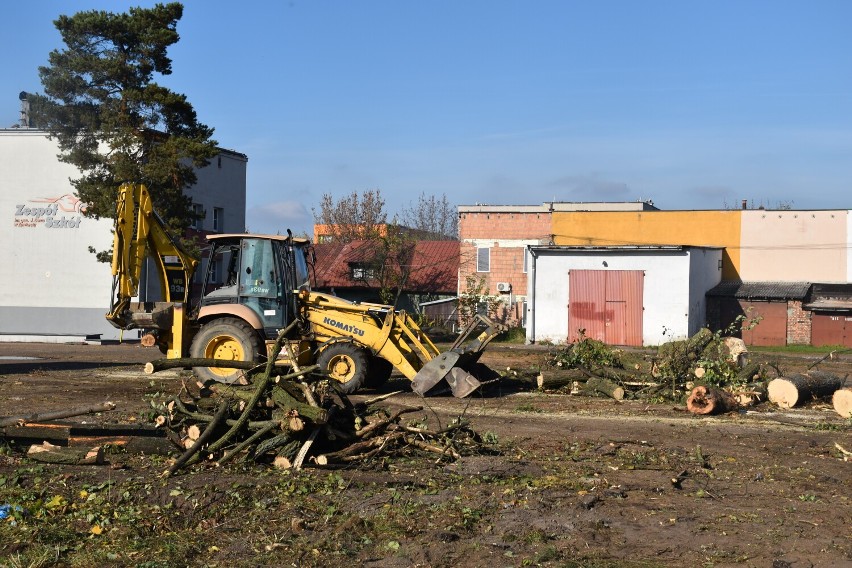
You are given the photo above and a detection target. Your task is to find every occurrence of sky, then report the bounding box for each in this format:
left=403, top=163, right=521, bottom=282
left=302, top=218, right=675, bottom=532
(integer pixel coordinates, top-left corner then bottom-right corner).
left=3, top=1, right=852, bottom=235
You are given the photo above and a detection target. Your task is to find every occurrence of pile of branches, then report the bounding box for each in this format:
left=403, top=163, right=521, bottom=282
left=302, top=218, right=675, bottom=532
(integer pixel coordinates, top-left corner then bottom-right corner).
left=537, top=333, right=651, bottom=401
left=149, top=329, right=488, bottom=477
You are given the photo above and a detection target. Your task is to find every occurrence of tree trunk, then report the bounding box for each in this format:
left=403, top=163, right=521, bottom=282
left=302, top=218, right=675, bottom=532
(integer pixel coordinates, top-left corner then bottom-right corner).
left=833, top=386, right=852, bottom=418
left=767, top=371, right=846, bottom=409
left=686, top=385, right=738, bottom=415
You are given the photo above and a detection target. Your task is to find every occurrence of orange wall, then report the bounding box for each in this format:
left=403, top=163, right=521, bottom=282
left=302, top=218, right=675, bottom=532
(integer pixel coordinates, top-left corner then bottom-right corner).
left=552, top=211, right=742, bottom=280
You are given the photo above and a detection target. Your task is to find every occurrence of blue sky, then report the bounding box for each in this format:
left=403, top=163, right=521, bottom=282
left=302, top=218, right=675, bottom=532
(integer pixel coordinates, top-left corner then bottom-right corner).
left=4, top=1, right=852, bottom=235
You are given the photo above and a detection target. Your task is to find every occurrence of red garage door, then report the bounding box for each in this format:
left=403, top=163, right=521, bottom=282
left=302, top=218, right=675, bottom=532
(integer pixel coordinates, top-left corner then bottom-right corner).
left=569, top=270, right=643, bottom=346
left=740, top=301, right=787, bottom=346
left=811, top=313, right=852, bottom=347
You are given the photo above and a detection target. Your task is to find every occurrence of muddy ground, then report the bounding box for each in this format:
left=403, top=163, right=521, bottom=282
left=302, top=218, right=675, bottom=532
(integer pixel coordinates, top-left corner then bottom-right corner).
left=0, top=341, right=850, bottom=568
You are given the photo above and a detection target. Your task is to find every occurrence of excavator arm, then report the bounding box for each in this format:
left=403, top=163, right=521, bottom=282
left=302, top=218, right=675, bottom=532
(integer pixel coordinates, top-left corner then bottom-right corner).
left=106, top=183, right=198, bottom=352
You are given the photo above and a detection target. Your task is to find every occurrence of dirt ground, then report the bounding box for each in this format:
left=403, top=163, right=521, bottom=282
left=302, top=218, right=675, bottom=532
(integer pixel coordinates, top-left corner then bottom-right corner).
left=0, top=341, right=850, bottom=568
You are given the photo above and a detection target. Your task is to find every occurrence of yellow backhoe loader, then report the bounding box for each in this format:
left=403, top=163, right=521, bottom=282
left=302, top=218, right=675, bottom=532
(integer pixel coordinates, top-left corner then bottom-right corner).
left=106, top=183, right=503, bottom=397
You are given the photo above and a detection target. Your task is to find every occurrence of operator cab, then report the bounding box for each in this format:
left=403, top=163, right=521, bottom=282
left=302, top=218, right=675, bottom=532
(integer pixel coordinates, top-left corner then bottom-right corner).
left=198, top=234, right=311, bottom=338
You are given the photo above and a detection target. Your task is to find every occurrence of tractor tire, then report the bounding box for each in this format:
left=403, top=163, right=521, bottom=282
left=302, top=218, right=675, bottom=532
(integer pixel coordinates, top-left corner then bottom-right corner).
left=365, top=356, right=394, bottom=389
left=317, top=343, right=369, bottom=394
left=190, top=317, right=262, bottom=384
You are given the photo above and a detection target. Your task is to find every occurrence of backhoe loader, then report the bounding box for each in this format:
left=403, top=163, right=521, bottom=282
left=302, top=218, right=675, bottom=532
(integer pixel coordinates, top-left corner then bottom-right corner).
left=106, top=183, right=503, bottom=397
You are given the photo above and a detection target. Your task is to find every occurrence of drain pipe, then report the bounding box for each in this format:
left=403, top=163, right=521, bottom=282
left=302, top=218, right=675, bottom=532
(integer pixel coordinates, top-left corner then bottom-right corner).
left=526, top=246, right=537, bottom=344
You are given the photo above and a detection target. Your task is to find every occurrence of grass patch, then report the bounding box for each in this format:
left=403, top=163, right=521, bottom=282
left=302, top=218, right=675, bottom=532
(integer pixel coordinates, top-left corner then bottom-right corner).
left=514, top=403, right=544, bottom=413
left=493, top=326, right=527, bottom=343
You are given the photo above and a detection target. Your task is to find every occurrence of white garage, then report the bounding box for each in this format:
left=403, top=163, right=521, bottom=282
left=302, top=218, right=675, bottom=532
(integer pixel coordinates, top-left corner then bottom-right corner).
left=525, top=246, right=723, bottom=346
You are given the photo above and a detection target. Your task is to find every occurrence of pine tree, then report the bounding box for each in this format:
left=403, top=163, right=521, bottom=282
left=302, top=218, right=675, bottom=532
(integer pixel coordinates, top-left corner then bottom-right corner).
left=33, top=2, right=217, bottom=232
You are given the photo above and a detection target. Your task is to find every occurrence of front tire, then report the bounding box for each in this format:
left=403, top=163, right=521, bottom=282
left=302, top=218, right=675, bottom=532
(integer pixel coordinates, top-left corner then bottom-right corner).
left=317, top=343, right=369, bottom=394
left=190, top=317, right=262, bottom=384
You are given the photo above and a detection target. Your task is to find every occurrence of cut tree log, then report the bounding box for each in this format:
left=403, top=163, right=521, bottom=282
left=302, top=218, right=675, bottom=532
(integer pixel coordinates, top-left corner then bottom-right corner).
left=686, top=385, right=739, bottom=415
left=145, top=357, right=261, bottom=374
left=0, top=402, right=116, bottom=427
left=736, top=362, right=762, bottom=383
left=767, top=371, right=846, bottom=409
left=833, top=386, right=852, bottom=418
left=27, top=442, right=105, bottom=465
left=536, top=369, right=587, bottom=390
left=732, top=382, right=768, bottom=407
left=585, top=377, right=625, bottom=401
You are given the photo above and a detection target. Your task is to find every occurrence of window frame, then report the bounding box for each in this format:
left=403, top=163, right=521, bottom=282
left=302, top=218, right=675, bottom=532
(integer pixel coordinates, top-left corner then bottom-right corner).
left=191, top=203, right=204, bottom=230
left=476, top=247, right=490, bottom=273
left=213, top=207, right=224, bottom=232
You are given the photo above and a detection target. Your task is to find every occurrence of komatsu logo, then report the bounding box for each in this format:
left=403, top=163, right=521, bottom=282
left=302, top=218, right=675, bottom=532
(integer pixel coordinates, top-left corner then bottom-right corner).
left=322, top=316, right=365, bottom=337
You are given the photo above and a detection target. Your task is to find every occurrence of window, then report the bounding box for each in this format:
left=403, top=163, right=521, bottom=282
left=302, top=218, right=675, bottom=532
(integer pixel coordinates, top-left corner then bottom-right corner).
left=210, top=258, right=221, bottom=283
left=191, top=203, right=204, bottom=230
left=351, top=263, right=376, bottom=280
left=213, top=207, right=224, bottom=232
left=477, top=247, right=490, bottom=272
left=522, top=248, right=528, bottom=273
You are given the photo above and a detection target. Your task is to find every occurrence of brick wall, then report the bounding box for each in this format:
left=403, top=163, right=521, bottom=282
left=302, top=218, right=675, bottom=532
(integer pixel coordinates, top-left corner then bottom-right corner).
left=786, top=300, right=811, bottom=345
left=458, top=211, right=552, bottom=326
left=459, top=211, right=552, bottom=239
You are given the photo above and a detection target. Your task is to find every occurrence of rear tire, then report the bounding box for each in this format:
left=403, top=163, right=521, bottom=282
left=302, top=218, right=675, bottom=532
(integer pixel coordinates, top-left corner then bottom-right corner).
left=317, top=343, right=369, bottom=394
left=190, top=317, right=262, bottom=384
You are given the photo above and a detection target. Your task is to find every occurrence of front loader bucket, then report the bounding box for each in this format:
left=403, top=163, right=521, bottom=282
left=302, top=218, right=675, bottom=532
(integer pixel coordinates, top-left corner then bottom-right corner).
left=410, top=313, right=506, bottom=397
left=444, top=367, right=483, bottom=398
left=411, top=351, right=466, bottom=395
left=409, top=352, right=491, bottom=397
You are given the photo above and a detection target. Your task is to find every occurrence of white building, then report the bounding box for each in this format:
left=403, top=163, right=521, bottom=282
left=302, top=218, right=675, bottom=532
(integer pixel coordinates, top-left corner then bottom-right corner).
left=526, top=245, right=723, bottom=346
left=0, top=128, right=247, bottom=342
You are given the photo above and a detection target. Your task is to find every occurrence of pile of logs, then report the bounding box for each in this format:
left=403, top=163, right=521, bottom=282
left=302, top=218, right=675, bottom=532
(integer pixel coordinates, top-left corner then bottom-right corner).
left=149, top=330, right=487, bottom=477
left=536, top=329, right=851, bottom=418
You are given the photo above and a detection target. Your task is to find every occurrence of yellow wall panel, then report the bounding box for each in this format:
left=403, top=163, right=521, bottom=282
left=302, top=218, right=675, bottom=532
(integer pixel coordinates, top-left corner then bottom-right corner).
left=552, top=211, right=742, bottom=280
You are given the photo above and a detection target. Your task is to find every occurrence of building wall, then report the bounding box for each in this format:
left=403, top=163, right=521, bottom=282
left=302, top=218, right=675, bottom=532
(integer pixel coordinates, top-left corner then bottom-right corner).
left=459, top=209, right=552, bottom=325
left=688, top=248, right=724, bottom=334
left=1, top=130, right=116, bottom=338
left=528, top=248, right=710, bottom=346
left=190, top=151, right=247, bottom=236
left=739, top=210, right=848, bottom=282
left=786, top=300, right=811, bottom=345
left=551, top=211, right=743, bottom=280
left=848, top=212, right=852, bottom=282
left=0, top=130, right=247, bottom=340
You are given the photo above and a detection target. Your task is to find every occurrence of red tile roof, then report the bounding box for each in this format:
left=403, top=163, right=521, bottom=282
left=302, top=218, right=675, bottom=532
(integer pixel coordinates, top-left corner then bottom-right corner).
left=312, top=240, right=459, bottom=294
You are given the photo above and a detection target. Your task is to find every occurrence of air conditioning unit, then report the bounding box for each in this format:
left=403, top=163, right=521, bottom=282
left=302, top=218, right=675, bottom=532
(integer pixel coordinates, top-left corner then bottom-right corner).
left=496, top=282, right=512, bottom=293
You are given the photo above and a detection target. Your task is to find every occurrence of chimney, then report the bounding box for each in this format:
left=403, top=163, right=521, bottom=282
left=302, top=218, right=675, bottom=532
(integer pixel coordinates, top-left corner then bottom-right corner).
left=18, top=91, right=30, bottom=128
left=741, top=199, right=747, bottom=210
